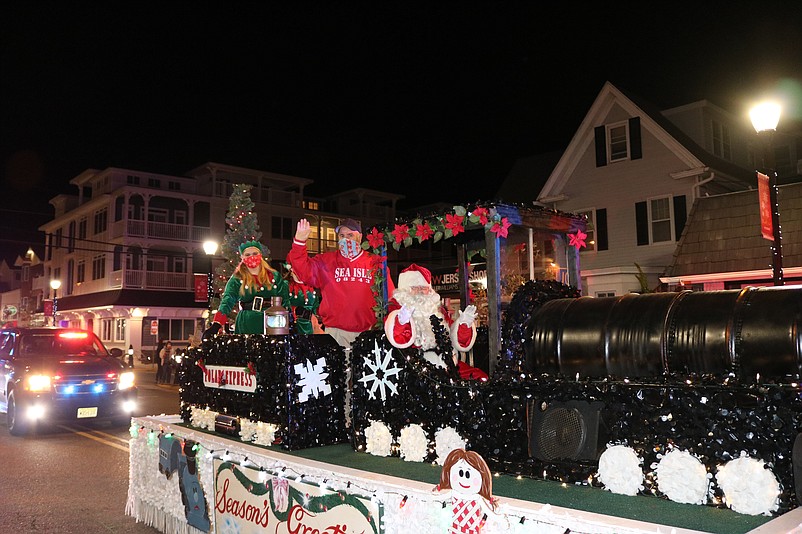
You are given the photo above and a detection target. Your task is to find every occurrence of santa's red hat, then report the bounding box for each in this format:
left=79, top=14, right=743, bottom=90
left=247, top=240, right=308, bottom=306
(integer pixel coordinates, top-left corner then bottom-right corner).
left=398, top=263, right=432, bottom=289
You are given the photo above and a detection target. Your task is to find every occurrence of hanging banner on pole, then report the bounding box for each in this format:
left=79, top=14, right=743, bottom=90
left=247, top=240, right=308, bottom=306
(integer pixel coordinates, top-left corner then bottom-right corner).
left=757, top=172, right=774, bottom=241
left=194, top=273, right=209, bottom=302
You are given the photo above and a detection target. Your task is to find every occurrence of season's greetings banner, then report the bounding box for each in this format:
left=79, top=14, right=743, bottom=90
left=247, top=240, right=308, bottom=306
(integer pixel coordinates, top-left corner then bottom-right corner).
left=213, top=460, right=381, bottom=534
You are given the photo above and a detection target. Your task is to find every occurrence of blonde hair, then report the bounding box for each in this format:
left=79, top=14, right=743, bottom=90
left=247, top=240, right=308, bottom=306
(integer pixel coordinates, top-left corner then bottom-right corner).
left=236, top=258, right=278, bottom=296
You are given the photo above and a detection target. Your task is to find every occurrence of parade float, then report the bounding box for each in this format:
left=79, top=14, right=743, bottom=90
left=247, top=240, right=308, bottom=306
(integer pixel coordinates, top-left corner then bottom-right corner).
left=126, top=202, right=802, bottom=534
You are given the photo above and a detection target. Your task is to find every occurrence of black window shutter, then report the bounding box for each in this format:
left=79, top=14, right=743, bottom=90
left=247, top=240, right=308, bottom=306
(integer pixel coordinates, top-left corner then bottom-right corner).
left=629, top=117, right=642, bottom=160
left=594, top=126, right=607, bottom=167
left=673, top=195, right=687, bottom=241
left=635, top=201, right=649, bottom=246
left=595, top=208, right=608, bottom=250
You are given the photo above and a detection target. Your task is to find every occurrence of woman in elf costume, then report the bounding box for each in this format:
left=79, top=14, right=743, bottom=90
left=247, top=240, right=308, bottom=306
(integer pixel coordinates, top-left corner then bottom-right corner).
left=206, top=241, right=307, bottom=335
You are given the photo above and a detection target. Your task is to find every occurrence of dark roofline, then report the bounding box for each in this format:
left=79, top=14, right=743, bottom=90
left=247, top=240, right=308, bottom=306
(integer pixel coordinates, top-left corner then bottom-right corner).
left=613, top=82, right=755, bottom=185
left=57, top=289, right=208, bottom=311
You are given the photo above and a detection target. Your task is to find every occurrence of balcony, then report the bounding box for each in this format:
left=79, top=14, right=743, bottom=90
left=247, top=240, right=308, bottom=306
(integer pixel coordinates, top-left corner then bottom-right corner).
left=110, top=219, right=211, bottom=242
left=109, top=270, right=190, bottom=291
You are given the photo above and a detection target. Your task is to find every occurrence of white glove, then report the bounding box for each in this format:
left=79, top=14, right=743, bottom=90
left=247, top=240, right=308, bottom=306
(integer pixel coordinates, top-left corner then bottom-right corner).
left=398, top=305, right=414, bottom=325
left=457, top=305, right=477, bottom=326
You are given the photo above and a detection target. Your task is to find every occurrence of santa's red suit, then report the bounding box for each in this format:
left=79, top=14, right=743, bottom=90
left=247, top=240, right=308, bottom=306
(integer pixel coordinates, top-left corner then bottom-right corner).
left=384, top=264, right=487, bottom=380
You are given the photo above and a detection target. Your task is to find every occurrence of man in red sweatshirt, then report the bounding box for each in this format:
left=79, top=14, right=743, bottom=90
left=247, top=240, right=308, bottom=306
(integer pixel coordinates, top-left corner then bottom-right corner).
left=288, top=218, right=394, bottom=349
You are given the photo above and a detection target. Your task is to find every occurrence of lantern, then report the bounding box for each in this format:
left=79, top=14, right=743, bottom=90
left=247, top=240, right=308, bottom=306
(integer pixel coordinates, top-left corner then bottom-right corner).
left=264, top=297, right=290, bottom=335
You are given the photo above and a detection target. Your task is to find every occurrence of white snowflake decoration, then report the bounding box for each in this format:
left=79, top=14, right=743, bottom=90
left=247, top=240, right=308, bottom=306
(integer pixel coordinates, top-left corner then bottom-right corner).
left=238, top=418, right=258, bottom=442
left=598, top=445, right=644, bottom=496
left=190, top=406, right=218, bottom=430
left=294, top=357, right=331, bottom=402
left=364, top=420, right=393, bottom=456
left=398, top=424, right=429, bottom=462
left=434, top=426, right=466, bottom=465
left=358, top=340, right=403, bottom=401
left=655, top=449, right=710, bottom=505
left=716, top=455, right=780, bottom=515
left=253, top=422, right=279, bottom=447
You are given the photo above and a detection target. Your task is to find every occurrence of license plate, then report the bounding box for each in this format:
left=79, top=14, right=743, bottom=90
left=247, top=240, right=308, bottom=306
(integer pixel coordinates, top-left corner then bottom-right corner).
left=77, top=407, right=98, bottom=418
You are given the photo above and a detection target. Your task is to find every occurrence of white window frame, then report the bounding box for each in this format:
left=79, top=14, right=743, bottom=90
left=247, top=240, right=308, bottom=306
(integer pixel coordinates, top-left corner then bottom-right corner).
left=647, top=195, right=674, bottom=244
left=101, top=319, right=113, bottom=341
left=115, top=318, right=126, bottom=341
left=174, top=210, right=187, bottom=225
left=148, top=208, right=168, bottom=223
left=711, top=120, right=732, bottom=160
left=147, top=255, right=168, bottom=272
left=575, top=209, right=597, bottom=253
left=76, top=260, right=86, bottom=283
left=92, top=254, right=106, bottom=280
left=607, top=121, right=629, bottom=162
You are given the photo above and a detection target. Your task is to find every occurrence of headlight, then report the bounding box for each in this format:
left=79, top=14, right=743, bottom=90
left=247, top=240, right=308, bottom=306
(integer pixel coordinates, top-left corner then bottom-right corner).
left=118, top=371, right=135, bottom=390
left=26, top=374, right=52, bottom=392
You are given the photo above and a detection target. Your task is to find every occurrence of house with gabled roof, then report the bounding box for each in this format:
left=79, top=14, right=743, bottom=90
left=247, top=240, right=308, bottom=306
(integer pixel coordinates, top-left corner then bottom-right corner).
left=660, top=181, right=802, bottom=289
left=532, top=81, right=757, bottom=296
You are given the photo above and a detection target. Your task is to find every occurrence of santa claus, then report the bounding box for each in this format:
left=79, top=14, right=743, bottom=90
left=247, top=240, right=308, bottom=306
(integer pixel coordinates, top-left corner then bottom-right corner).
left=384, top=264, right=487, bottom=380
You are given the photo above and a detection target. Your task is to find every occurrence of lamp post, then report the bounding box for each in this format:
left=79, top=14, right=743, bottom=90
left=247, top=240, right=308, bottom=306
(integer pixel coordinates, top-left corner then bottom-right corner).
left=203, top=240, right=219, bottom=308
left=750, top=101, right=783, bottom=286
left=50, top=279, right=61, bottom=326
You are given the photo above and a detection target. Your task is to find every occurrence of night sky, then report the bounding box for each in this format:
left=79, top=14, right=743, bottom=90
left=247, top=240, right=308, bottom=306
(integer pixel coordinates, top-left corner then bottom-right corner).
left=2, top=3, right=801, bottom=263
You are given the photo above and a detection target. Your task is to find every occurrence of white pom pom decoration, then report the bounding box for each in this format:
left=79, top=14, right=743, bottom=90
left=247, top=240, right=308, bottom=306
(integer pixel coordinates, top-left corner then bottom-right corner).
left=656, top=449, right=709, bottom=504
left=597, top=445, right=644, bottom=496
left=716, top=456, right=780, bottom=516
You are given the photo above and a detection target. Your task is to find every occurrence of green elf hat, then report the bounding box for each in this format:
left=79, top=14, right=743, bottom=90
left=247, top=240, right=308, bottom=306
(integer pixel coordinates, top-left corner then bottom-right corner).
left=239, top=240, right=268, bottom=256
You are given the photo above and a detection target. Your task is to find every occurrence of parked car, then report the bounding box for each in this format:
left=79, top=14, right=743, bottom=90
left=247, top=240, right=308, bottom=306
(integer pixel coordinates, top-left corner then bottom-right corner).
left=0, top=327, right=138, bottom=435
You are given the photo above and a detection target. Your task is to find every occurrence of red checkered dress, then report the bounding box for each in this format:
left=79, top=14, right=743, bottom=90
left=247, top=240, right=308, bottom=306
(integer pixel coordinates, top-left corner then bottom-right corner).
left=450, top=498, right=482, bottom=534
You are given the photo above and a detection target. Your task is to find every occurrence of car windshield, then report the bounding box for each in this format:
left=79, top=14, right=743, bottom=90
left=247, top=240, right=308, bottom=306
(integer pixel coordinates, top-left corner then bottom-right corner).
left=19, top=332, right=107, bottom=357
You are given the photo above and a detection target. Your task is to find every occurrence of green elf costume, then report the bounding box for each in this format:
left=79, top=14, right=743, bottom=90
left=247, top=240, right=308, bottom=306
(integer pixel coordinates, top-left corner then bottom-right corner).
left=208, top=241, right=313, bottom=335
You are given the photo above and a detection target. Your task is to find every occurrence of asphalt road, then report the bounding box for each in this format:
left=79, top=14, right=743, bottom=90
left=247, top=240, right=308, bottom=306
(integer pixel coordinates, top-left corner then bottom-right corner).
left=0, top=364, right=181, bottom=533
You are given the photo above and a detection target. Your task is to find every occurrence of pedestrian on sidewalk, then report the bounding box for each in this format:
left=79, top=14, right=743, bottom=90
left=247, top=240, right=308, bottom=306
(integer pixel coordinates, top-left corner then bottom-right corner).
left=158, top=341, right=172, bottom=384
left=154, top=339, right=165, bottom=383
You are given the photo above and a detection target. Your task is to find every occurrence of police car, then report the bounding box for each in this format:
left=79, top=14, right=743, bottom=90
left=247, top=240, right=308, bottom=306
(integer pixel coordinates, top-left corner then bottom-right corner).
left=0, top=327, right=138, bottom=435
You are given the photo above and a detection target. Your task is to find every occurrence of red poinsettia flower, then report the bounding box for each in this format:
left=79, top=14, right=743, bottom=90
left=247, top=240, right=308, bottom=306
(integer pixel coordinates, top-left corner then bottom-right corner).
left=472, top=207, right=490, bottom=225
left=415, top=222, right=434, bottom=242
left=513, top=242, right=526, bottom=253
left=445, top=213, right=465, bottom=236
left=391, top=223, right=410, bottom=244
left=490, top=217, right=511, bottom=238
left=367, top=227, right=385, bottom=249
left=568, top=229, right=587, bottom=249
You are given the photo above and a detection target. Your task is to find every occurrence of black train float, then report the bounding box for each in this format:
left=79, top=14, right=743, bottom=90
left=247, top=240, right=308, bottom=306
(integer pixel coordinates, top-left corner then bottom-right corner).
left=519, top=285, right=802, bottom=512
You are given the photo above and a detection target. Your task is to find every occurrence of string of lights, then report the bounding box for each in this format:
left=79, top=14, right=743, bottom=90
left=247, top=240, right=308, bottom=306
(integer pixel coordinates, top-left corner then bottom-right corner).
left=131, top=418, right=656, bottom=534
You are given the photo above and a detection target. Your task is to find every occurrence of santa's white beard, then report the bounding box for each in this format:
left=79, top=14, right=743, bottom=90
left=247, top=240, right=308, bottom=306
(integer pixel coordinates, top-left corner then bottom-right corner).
left=393, top=288, right=443, bottom=351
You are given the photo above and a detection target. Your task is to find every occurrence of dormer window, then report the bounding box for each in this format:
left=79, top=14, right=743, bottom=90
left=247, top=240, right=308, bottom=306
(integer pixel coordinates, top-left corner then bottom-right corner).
left=595, top=117, right=642, bottom=167
left=711, top=120, right=731, bottom=160
left=608, top=122, right=629, bottom=162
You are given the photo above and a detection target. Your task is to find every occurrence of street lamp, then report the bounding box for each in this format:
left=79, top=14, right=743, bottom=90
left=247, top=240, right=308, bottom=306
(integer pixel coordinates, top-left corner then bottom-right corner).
left=203, top=240, right=219, bottom=306
left=750, top=101, right=783, bottom=286
left=50, top=279, right=61, bottom=325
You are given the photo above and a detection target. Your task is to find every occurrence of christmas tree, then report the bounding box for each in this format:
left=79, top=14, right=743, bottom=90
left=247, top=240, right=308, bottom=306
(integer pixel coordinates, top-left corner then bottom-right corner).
left=211, top=183, right=266, bottom=313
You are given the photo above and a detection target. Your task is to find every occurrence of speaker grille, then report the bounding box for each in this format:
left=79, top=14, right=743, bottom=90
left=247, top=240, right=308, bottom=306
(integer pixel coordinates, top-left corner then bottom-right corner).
left=528, top=400, right=605, bottom=462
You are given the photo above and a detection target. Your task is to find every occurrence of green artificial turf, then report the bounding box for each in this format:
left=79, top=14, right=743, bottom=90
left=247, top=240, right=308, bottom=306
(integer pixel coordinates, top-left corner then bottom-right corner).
left=287, top=444, right=771, bottom=534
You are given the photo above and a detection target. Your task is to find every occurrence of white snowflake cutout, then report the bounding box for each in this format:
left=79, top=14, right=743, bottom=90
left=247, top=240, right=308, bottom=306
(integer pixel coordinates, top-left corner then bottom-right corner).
left=358, top=340, right=403, bottom=401
left=294, top=357, right=331, bottom=402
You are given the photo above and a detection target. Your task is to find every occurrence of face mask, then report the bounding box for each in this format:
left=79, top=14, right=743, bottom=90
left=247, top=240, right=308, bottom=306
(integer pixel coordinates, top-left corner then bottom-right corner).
left=242, top=254, right=262, bottom=269
left=338, top=238, right=361, bottom=259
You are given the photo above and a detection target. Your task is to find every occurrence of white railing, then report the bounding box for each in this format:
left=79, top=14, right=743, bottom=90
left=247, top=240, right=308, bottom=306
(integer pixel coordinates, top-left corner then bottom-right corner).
left=119, top=270, right=189, bottom=291
left=120, top=219, right=210, bottom=242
